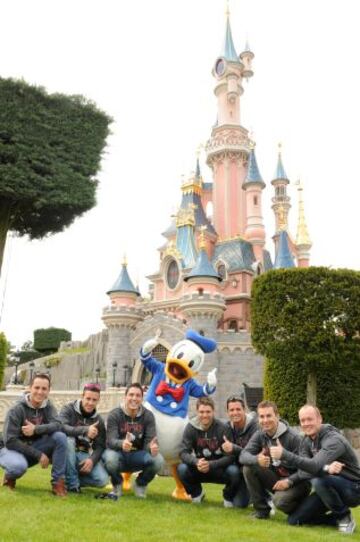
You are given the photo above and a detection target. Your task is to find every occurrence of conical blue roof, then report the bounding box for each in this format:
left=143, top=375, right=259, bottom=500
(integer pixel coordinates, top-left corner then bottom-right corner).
left=107, top=263, right=140, bottom=296
left=185, top=248, right=221, bottom=282
left=274, top=231, right=295, bottom=269
left=273, top=152, right=289, bottom=181
left=176, top=224, right=198, bottom=269
left=221, top=16, right=240, bottom=63
left=243, top=147, right=265, bottom=189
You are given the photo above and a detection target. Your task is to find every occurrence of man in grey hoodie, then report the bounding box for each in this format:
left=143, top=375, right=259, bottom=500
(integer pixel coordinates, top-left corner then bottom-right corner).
left=103, top=383, right=164, bottom=499
left=59, top=383, right=108, bottom=493
left=222, top=395, right=258, bottom=508
left=240, top=400, right=310, bottom=519
left=270, top=404, right=360, bottom=534
left=177, top=396, right=240, bottom=507
left=0, top=373, right=67, bottom=496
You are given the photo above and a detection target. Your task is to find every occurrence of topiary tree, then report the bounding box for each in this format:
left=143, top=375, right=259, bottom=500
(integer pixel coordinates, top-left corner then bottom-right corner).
left=33, top=327, right=71, bottom=355
left=0, top=332, right=8, bottom=389
left=0, top=77, right=112, bottom=275
left=251, top=267, right=360, bottom=427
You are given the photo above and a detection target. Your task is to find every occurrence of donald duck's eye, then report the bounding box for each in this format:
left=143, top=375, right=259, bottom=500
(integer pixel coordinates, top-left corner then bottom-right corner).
left=188, top=360, right=194, bottom=368
left=177, top=352, right=184, bottom=359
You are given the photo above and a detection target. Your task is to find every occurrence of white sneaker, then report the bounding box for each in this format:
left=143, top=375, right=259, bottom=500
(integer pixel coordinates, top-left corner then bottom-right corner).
left=338, top=512, right=356, bottom=534
left=192, top=490, right=205, bottom=504
left=133, top=480, right=147, bottom=499
left=268, top=499, right=276, bottom=517
left=223, top=499, right=234, bottom=508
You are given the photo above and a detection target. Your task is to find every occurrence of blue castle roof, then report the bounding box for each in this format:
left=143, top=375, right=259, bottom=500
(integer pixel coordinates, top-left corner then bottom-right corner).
left=212, top=238, right=256, bottom=272
left=273, top=152, right=289, bottom=181
left=274, top=231, right=295, bottom=269
left=107, top=263, right=140, bottom=296
left=243, top=147, right=265, bottom=189
left=221, top=15, right=240, bottom=63
left=176, top=224, right=198, bottom=269
left=185, top=248, right=221, bottom=281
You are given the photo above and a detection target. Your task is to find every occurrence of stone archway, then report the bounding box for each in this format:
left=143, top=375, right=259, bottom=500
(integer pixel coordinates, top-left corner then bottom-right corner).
left=132, top=344, right=169, bottom=386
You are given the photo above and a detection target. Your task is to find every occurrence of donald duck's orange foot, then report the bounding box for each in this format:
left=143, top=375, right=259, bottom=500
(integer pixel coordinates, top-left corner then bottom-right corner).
left=172, top=487, right=191, bottom=501
left=122, top=472, right=132, bottom=491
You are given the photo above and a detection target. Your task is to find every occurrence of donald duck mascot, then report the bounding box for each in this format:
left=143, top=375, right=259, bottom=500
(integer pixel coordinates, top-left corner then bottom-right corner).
left=139, top=329, right=217, bottom=499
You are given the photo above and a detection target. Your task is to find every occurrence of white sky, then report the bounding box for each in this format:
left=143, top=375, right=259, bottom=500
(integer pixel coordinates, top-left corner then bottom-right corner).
left=1, top=0, right=359, bottom=349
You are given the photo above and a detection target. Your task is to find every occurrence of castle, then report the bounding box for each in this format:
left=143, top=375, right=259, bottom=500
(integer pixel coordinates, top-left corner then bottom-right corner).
left=101, top=9, right=312, bottom=416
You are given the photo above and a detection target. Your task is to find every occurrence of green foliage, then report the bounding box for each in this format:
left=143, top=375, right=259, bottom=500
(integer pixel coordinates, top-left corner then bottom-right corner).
left=33, top=327, right=71, bottom=354
left=0, top=331, right=8, bottom=388
left=0, top=77, right=112, bottom=272
left=0, top=466, right=353, bottom=542
left=252, top=267, right=360, bottom=427
left=17, top=349, right=41, bottom=363
left=43, top=355, right=61, bottom=369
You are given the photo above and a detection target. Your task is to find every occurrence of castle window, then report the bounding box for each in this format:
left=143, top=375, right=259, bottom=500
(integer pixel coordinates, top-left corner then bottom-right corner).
left=228, top=320, right=238, bottom=332
left=166, top=259, right=180, bottom=289
left=253, top=196, right=258, bottom=206
left=217, top=263, right=226, bottom=280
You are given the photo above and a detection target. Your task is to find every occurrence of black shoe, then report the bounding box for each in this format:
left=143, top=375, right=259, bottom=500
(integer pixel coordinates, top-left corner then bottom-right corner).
left=68, top=487, right=82, bottom=494
left=95, top=492, right=119, bottom=501
left=251, top=510, right=270, bottom=520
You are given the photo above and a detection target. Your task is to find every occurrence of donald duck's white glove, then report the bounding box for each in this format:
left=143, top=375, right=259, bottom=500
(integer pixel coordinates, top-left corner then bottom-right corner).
left=142, top=337, right=158, bottom=356
left=207, top=368, right=217, bottom=388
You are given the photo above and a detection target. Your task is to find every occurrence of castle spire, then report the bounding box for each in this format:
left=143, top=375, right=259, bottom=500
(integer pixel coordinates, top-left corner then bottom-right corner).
left=295, top=180, right=312, bottom=267
left=221, top=3, right=240, bottom=63
left=271, top=143, right=291, bottom=236
left=274, top=230, right=295, bottom=269
left=107, top=259, right=140, bottom=297
left=243, top=144, right=266, bottom=261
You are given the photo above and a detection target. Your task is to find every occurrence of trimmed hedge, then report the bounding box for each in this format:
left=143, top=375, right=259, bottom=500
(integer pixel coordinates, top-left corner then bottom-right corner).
left=251, top=267, right=360, bottom=427
left=33, top=327, right=71, bottom=354
left=0, top=332, right=7, bottom=388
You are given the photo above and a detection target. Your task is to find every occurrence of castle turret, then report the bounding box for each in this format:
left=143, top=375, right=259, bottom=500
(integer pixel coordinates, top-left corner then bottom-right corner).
left=102, top=258, right=143, bottom=387
left=206, top=7, right=252, bottom=240
left=274, top=230, right=295, bottom=269
left=184, top=228, right=221, bottom=294
left=243, top=144, right=266, bottom=262
left=295, top=180, right=312, bottom=267
left=271, top=144, right=291, bottom=249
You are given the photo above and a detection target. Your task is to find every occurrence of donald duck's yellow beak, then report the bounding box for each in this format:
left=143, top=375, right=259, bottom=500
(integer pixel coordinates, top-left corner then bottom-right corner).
left=165, top=357, right=197, bottom=385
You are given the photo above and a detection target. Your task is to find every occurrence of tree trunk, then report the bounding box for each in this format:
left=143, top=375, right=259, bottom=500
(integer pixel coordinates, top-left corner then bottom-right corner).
left=306, top=371, right=317, bottom=405
left=0, top=201, right=12, bottom=278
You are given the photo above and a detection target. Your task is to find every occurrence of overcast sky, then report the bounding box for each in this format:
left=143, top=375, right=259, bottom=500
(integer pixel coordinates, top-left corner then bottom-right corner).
left=1, top=0, right=359, bottom=349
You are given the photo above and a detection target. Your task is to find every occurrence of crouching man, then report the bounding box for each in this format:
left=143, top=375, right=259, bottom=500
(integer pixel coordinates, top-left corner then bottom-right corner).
left=0, top=373, right=67, bottom=496
left=177, top=397, right=240, bottom=507
left=240, top=400, right=310, bottom=519
left=270, top=404, right=360, bottom=534
left=103, top=383, right=164, bottom=499
left=59, top=383, right=108, bottom=493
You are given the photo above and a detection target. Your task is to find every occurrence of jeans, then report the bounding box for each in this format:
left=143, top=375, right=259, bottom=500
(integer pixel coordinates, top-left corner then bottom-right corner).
left=288, top=493, right=338, bottom=526
left=103, top=449, right=164, bottom=487
left=233, top=470, right=251, bottom=508
left=177, top=462, right=240, bottom=501
left=65, top=438, right=109, bottom=490
left=312, top=475, right=360, bottom=518
left=243, top=464, right=311, bottom=514
left=0, top=432, right=67, bottom=483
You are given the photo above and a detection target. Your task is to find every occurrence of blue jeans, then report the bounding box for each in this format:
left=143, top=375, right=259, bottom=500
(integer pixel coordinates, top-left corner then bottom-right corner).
left=312, top=475, right=360, bottom=518
left=177, top=462, right=240, bottom=501
left=233, top=469, right=250, bottom=508
left=65, top=438, right=109, bottom=490
left=103, top=449, right=164, bottom=487
left=0, top=432, right=67, bottom=483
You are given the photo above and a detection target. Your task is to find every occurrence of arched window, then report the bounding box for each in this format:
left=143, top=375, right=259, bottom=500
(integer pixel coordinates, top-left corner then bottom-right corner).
left=217, top=263, right=226, bottom=280
left=166, top=259, right=180, bottom=289
left=228, top=320, right=238, bottom=332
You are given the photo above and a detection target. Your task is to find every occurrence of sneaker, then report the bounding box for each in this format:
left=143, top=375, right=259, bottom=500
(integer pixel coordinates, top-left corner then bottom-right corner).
left=95, top=491, right=119, bottom=501
left=268, top=499, right=276, bottom=517
left=223, top=499, right=234, bottom=508
left=251, top=510, right=270, bottom=520
left=2, top=475, right=16, bottom=490
left=192, top=490, right=205, bottom=504
left=52, top=479, right=67, bottom=497
left=133, top=480, right=147, bottom=499
left=338, top=512, right=356, bottom=534
left=68, top=487, right=82, bottom=494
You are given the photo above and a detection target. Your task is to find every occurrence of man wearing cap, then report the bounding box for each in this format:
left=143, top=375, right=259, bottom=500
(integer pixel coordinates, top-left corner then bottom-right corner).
left=221, top=396, right=258, bottom=508
left=177, top=396, right=240, bottom=507
left=59, top=383, right=108, bottom=493
left=0, top=373, right=67, bottom=496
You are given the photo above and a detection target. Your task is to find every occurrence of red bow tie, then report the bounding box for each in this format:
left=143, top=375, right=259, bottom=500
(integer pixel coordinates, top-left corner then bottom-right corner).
left=155, top=381, right=185, bottom=402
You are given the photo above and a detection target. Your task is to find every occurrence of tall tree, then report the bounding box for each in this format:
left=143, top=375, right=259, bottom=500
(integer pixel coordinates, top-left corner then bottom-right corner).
left=0, top=77, right=112, bottom=274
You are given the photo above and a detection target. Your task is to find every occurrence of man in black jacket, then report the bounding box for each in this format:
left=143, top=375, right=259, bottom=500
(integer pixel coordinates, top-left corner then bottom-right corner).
left=103, top=383, right=164, bottom=499
left=177, top=396, right=240, bottom=506
left=240, top=400, right=310, bottom=519
left=59, top=383, right=108, bottom=493
left=221, top=396, right=258, bottom=508
left=270, top=404, right=360, bottom=534
left=0, top=373, right=67, bottom=496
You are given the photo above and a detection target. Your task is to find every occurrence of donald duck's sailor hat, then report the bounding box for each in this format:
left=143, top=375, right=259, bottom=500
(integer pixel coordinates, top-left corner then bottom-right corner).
left=185, top=330, right=217, bottom=354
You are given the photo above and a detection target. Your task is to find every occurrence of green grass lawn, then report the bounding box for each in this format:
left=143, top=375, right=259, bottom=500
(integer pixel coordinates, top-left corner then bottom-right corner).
left=0, top=467, right=359, bottom=542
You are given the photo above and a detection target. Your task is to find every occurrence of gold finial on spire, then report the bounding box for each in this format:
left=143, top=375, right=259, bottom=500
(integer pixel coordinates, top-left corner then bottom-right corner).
left=225, top=0, right=230, bottom=17
left=295, top=179, right=312, bottom=247
left=199, top=225, right=207, bottom=249
left=122, top=253, right=127, bottom=266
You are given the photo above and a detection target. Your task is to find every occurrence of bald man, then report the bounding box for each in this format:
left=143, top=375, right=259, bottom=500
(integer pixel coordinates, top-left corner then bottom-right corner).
left=270, top=404, right=360, bottom=534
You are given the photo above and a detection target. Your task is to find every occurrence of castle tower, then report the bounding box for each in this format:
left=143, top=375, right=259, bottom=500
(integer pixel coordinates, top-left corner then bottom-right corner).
left=295, top=180, right=312, bottom=267
left=274, top=230, right=295, bottom=269
left=102, top=259, right=143, bottom=387
left=271, top=145, right=291, bottom=250
left=243, top=144, right=266, bottom=262
left=205, top=8, right=254, bottom=240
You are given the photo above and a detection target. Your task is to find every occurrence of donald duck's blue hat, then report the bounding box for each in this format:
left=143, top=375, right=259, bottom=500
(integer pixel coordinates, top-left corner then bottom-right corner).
left=185, top=330, right=217, bottom=353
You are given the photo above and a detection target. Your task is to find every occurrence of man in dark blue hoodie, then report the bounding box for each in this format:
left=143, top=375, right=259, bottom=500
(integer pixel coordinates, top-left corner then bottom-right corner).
left=0, top=373, right=67, bottom=496
left=270, top=404, right=360, bottom=534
